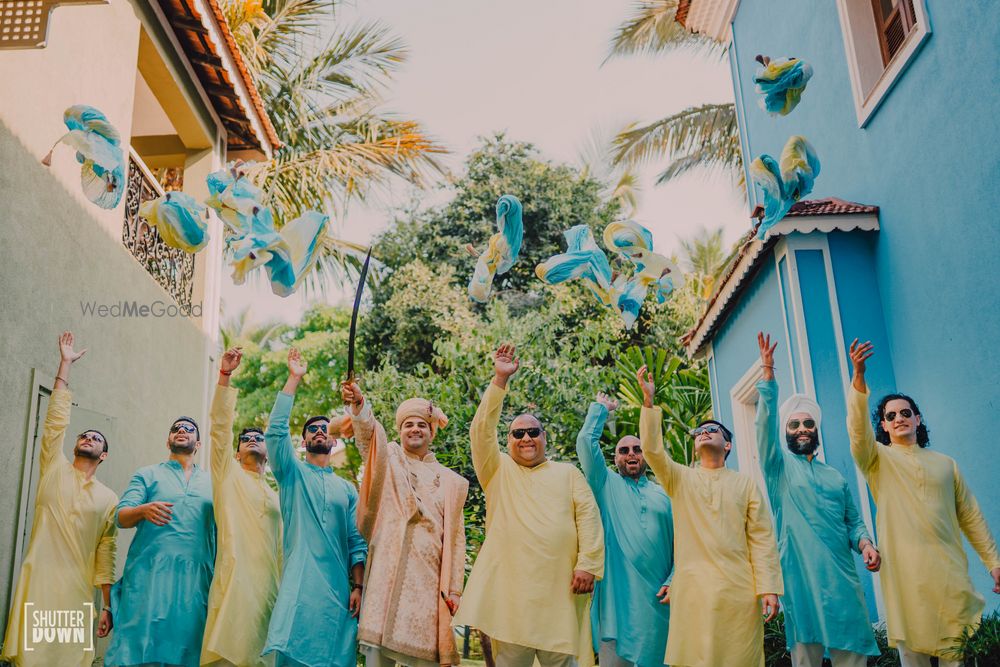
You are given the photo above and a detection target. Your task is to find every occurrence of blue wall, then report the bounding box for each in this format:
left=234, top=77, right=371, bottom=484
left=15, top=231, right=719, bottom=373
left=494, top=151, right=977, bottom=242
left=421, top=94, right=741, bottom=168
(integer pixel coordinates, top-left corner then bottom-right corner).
left=726, top=0, right=1000, bottom=607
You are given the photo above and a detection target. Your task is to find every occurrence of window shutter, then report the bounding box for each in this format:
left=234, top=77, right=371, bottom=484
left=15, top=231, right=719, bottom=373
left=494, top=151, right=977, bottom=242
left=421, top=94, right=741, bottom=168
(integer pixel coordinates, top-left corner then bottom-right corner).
left=871, top=0, right=918, bottom=65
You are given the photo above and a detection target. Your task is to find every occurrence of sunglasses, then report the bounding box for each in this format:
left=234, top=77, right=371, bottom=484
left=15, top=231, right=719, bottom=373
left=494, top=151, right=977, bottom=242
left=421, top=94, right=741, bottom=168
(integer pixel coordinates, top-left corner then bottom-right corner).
left=170, top=423, right=196, bottom=434
left=883, top=408, right=913, bottom=422
left=786, top=419, right=816, bottom=430
left=78, top=431, right=105, bottom=444
left=617, top=445, right=642, bottom=455
left=509, top=427, right=542, bottom=439
left=306, top=423, right=329, bottom=434
left=689, top=424, right=722, bottom=437
left=239, top=433, right=264, bottom=443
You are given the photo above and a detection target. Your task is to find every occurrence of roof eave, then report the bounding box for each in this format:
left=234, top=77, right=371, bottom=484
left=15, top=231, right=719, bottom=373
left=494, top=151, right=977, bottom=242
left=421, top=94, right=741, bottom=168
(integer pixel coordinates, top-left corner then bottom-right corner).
left=675, top=0, right=741, bottom=43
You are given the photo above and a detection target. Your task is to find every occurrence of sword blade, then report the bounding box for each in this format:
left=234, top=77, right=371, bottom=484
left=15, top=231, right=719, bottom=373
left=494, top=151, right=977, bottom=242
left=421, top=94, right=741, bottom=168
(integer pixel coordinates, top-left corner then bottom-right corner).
left=346, top=248, right=372, bottom=381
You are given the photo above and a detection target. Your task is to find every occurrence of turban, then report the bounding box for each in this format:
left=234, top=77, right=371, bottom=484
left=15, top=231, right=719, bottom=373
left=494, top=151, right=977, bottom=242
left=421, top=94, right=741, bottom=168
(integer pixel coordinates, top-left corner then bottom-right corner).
left=779, top=393, right=822, bottom=430
left=395, top=398, right=449, bottom=438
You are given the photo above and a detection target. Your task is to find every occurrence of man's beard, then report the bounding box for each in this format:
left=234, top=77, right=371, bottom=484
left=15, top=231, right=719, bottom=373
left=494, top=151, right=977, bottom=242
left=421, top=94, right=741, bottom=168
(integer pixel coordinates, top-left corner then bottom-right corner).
left=305, top=440, right=332, bottom=455
left=73, top=445, right=102, bottom=461
left=786, top=431, right=819, bottom=456
left=619, top=461, right=647, bottom=479
left=169, top=441, right=196, bottom=455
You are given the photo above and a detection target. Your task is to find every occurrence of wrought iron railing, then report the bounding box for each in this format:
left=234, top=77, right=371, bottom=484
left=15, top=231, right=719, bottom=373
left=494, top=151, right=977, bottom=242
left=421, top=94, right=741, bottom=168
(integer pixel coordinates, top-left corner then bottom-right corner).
left=121, top=149, right=195, bottom=309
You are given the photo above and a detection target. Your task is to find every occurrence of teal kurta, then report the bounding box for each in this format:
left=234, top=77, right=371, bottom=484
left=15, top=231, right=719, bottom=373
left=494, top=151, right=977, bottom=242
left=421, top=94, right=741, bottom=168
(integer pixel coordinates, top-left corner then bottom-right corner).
left=263, top=391, right=367, bottom=667
left=576, top=403, right=672, bottom=667
left=106, top=461, right=216, bottom=667
left=755, top=379, right=877, bottom=655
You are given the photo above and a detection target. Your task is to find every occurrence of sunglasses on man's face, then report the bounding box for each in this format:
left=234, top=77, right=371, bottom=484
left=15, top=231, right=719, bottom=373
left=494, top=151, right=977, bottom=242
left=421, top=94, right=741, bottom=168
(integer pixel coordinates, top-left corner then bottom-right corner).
left=78, top=432, right=105, bottom=444
left=617, top=445, right=642, bottom=455
left=170, top=423, right=196, bottom=434
left=883, top=408, right=913, bottom=422
left=239, top=433, right=264, bottom=443
left=306, top=423, right=329, bottom=434
left=509, top=427, right=542, bottom=439
left=786, top=419, right=816, bottom=431
left=689, top=424, right=722, bottom=437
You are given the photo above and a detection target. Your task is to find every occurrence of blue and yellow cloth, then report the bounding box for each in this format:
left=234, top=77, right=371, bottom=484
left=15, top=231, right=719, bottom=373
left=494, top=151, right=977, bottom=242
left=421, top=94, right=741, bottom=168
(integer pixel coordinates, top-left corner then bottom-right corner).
left=469, top=194, right=524, bottom=302
left=750, top=135, right=820, bottom=238
left=754, top=57, right=813, bottom=116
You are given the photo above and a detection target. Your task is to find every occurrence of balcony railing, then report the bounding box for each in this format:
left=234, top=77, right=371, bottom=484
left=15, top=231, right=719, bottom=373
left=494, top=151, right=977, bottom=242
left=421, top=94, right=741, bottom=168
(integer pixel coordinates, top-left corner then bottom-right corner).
left=121, top=149, right=195, bottom=309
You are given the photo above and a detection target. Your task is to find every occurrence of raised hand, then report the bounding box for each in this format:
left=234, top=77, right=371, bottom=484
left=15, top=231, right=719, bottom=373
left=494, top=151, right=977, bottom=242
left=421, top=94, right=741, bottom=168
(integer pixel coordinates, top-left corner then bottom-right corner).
left=849, top=339, right=874, bottom=392
left=493, top=343, right=520, bottom=386
left=341, top=381, right=364, bottom=415
left=220, top=346, right=243, bottom=375
left=596, top=392, right=619, bottom=412
left=287, top=347, right=307, bottom=378
left=571, top=570, right=595, bottom=594
left=757, top=332, right=777, bottom=381
left=760, top=593, right=779, bottom=622
left=58, top=331, right=87, bottom=363
left=637, top=365, right=655, bottom=408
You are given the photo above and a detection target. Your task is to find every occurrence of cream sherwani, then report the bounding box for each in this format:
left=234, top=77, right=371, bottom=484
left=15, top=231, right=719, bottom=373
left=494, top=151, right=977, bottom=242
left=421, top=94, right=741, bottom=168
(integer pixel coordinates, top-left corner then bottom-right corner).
left=351, top=401, right=469, bottom=666
left=1, top=388, right=118, bottom=667
left=847, top=387, right=1000, bottom=657
left=640, top=406, right=783, bottom=667
left=454, top=383, right=604, bottom=666
left=200, top=384, right=282, bottom=666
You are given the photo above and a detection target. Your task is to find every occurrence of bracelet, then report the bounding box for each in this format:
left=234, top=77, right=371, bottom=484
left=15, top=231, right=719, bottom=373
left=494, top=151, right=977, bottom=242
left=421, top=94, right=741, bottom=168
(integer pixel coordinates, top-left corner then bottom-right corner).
left=760, top=364, right=774, bottom=369
left=351, top=582, right=363, bottom=591
left=219, top=369, right=232, bottom=376
left=56, top=375, right=69, bottom=386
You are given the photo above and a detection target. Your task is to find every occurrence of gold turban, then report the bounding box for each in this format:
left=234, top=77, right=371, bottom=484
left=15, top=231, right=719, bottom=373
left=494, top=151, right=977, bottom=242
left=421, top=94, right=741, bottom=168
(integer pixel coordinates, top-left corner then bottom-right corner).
left=394, top=398, right=449, bottom=438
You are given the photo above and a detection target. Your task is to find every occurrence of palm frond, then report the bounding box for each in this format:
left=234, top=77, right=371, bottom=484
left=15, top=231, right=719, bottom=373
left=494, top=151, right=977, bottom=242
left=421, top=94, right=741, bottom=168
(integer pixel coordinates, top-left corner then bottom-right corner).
left=612, top=103, right=738, bottom=167
left=606, top=0, right=723, bottom=61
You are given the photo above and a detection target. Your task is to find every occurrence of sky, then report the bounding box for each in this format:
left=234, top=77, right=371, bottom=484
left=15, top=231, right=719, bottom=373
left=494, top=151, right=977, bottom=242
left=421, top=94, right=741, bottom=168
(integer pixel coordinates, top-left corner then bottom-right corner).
left=222, top=0, right=749, bottom=327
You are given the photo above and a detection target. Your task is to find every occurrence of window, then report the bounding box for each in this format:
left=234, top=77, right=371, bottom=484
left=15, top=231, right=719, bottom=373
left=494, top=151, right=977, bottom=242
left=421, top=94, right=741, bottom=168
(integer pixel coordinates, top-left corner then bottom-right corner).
left=836, top=0, right=931, bottom=126
left=729, top=363, right=772, bottom=514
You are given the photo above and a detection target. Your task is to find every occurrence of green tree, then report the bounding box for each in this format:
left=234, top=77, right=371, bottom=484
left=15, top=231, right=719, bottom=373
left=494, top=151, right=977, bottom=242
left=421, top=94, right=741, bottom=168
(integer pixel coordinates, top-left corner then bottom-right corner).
left=220, top=0, right=446, bottom=285
left=607, top=2, right=743, bottom=191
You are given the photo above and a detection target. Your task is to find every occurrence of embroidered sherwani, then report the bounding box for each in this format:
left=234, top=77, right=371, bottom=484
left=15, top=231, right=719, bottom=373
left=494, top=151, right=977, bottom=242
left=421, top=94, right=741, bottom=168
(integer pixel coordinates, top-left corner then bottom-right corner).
left=201, top=384, right=282, bottom=667
left=351, top=401, right=468, bottom=666
left=847, top=387, right=1000, bottom=657
left=575, top=402, right=672, bottom=667
left=1, top=388, right=117, bottom=667
left=454, top=383, right=604, bottom=666
left=640, top=406, right=783, bottom=667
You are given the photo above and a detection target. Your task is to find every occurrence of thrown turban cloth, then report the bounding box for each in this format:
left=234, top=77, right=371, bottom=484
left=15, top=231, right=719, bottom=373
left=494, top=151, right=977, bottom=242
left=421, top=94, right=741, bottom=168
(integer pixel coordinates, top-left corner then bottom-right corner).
left=779, top=393, right=823, bottom=431
left=394, top=398, right=449, bottom=438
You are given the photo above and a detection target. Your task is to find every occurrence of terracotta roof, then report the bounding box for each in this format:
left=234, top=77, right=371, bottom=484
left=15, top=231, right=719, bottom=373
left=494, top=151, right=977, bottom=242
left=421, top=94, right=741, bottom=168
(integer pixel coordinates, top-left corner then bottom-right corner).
left=676, top=0, right=692, bottom=26
left=157, top=0, right=280, bottom=153
left=681, top=198, right=880, bottom=357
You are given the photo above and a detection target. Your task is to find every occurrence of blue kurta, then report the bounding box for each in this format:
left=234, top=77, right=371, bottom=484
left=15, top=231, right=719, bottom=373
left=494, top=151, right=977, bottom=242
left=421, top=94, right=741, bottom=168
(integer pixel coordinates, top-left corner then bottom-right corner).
left=263, top=391, right=368, bottom=667
left=755, top=379, right=877, bottom=655
left=576, top=403, right=673, bottom=667
left=106, top=460, right=216, bottom=667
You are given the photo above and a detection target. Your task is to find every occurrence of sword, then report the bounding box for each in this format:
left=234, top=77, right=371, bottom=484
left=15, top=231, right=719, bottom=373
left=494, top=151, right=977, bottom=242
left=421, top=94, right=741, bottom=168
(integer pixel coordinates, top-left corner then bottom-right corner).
left=346, top=248, right=372, bottom=383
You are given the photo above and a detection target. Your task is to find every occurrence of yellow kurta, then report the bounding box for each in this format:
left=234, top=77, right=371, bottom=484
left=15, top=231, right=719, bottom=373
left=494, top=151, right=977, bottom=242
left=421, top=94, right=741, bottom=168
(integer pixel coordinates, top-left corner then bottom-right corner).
left=640, top=406, right=782, bottom=667
left=847, top=387, right=1000, bottom=657
left=454, top=383, right=604, bottom=665
left=1, top=388, right=117, bottom=667
left=201, top=384, right=282, bottom=667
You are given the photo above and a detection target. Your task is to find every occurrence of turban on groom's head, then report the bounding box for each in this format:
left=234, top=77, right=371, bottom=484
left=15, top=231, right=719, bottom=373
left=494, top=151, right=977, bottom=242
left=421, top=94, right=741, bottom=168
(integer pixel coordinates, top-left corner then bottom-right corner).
left=395, top=398, right=449, bottom=439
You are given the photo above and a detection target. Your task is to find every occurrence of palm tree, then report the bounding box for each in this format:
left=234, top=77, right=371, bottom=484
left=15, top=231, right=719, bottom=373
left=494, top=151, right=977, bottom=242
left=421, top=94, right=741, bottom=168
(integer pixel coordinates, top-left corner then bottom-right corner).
left=678, top=226, right=737, bottom=300
left=220, top=0, right=447, bottom=285
left=577, top=125, right=642, bottom=216
left=607, top=1, right=743, bottom=192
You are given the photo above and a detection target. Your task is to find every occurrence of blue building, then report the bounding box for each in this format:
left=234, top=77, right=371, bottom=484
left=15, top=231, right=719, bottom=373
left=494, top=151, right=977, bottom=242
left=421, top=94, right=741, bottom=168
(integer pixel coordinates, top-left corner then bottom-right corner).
left=676, top=0, right=1000, bottom=618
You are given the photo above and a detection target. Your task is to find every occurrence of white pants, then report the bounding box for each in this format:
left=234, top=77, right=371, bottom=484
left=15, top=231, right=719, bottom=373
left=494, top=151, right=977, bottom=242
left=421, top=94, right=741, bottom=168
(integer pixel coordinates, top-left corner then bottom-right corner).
left=897, top=642, right=962, bottom=667
left=494, top=640, right=577, bottom=667
left=791, top=643, right=867, bottom=667
left=597, top=640, right=634, bottom=667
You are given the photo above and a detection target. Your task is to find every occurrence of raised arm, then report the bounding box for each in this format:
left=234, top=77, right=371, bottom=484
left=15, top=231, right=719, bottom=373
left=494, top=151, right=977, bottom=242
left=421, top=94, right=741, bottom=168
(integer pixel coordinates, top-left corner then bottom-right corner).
left=470, top=344, right=519, bottom=486
left=571, top=467, right=605, bottom=592
left=210, top=347, right=242, bottom=481
left=41, top=332, right=87, bottom=473
left=846, top=339, right=879, bottom=473
left=953, top=462, right=1000, bottom=591
left=754, top=334, right=785, bottom=499
left=266, top=348, right=306, bottom=484
left=575, top=394, right=615, bottom=493
left=636, top=365, right=681, bottom=495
